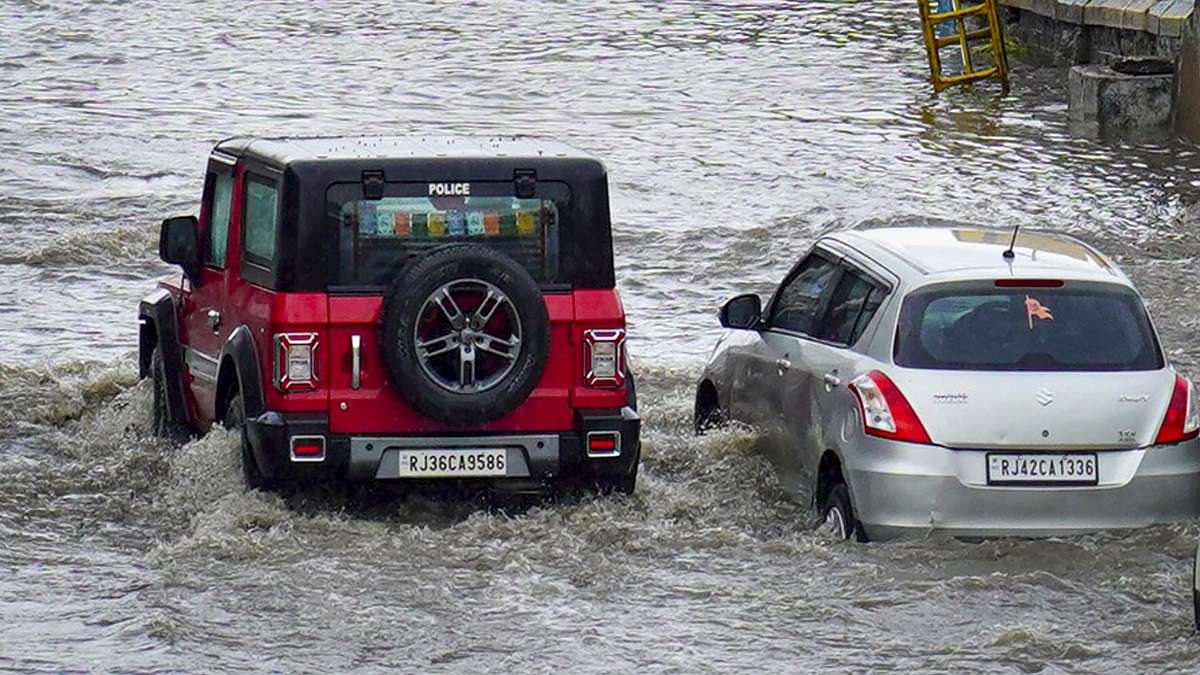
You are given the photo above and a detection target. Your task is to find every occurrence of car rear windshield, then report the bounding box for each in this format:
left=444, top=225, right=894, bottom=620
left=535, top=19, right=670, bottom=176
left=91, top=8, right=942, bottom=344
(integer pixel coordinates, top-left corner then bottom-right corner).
left=895, top=282, right=1163, bottom=371
left=327, top=182, right=566, bottom=287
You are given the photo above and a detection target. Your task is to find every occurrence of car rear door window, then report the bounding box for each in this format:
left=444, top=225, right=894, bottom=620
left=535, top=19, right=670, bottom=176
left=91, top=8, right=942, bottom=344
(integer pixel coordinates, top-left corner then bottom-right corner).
left=769, top=253, right=840, bottom=335
left=816, top=269, right=883, bottom=345
left=895, top=282, right=1163, bottom=371
left=205, top=172, right=233, bottom=268
left=850, top=288, right=884, bottom=345
left=244, top=178, right=278, bottom=263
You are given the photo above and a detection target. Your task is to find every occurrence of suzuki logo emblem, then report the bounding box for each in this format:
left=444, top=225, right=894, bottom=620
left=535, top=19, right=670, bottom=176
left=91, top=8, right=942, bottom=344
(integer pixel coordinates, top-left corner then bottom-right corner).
left=1036, top=388, right=1054, bottom=406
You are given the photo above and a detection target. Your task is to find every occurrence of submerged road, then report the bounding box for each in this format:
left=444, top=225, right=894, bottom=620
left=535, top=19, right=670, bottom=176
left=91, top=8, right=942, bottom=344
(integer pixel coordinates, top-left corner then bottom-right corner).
left=2, top=1, right=1200, bottom=671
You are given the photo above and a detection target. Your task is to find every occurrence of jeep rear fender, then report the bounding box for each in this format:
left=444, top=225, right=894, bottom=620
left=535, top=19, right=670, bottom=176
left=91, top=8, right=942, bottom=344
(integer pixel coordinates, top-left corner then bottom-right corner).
left=138, top=288, right=188, bottom=426
left=217, top=325, right=265, bottom=422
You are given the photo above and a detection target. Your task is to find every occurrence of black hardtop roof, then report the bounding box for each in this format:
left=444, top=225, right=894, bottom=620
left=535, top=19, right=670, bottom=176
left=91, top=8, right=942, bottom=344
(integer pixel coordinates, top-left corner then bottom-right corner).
left=212, top=135, right=616, bottom=291
left=214, top=135, right=600, bottom=166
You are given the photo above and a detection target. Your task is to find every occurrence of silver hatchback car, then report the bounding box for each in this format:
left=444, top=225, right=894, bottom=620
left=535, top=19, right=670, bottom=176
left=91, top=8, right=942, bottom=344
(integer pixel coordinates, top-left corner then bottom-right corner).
left=696, top=226, right=1200, bottom=541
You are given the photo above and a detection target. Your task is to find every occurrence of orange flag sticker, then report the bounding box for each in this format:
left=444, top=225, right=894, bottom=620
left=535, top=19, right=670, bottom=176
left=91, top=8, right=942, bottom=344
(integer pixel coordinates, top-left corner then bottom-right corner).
left=1025, top=295, right=1053, bottom=329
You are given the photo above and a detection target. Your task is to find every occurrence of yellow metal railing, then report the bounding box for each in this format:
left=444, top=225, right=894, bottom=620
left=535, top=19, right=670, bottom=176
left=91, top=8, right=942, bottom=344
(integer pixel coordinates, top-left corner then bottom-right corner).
left=918, top=0, right=1009, bottom=93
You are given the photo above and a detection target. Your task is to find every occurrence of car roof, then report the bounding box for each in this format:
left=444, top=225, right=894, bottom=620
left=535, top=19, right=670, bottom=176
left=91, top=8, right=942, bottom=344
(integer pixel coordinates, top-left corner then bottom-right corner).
left=214, top=135, right=597, bottom=165
left=826, top=226, right=1127, bottom=285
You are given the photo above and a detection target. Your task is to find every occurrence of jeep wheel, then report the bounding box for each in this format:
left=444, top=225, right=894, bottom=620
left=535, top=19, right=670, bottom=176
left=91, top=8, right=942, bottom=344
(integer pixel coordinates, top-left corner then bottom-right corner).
left=381, top=244, right=551, bottom=426
left=149, top=346, right=187, bottom=443
left=225, top=394, right=268, bottom=491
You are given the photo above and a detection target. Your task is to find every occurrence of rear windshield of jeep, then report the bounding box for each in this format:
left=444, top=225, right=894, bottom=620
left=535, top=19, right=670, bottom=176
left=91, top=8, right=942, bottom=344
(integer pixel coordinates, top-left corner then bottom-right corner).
left=328, top=182, right=568, bottom=287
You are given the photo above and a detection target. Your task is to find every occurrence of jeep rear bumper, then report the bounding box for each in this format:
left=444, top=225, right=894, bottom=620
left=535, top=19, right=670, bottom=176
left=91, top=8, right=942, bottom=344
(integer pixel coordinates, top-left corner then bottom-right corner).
left=244, top=407, right=640, bottom=485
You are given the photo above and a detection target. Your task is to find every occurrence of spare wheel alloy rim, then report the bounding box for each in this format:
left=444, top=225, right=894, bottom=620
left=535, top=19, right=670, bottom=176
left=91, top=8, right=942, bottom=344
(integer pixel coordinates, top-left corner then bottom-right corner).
left=413, top=278, right=522, bottom=394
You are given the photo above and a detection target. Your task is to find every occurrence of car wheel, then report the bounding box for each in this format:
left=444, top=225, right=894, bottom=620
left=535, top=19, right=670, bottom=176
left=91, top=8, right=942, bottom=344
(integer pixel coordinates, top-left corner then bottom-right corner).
left=380, top=244, right=551, bottom=426
left=819, top=483, right=866, bottom=542
left=149, top=346, right=187, bottom=443
left=694, top=388, right=728, bottom=435
left=225, top=393, right=268, bottom=491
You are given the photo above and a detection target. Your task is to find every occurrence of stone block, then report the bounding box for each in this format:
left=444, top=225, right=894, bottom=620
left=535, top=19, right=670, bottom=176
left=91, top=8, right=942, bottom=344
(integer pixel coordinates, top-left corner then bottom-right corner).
left=1032, top=0, right=1059, bottom=14
left=1069, top=62, right=1175, bottom=131
left=1146, top=0, right=1176, bottom=32
left=1121, top=0, right=1161, bottom=31
left=1150, top=0, right=1194, bottom=37
left=1055, top=0, right=1092, bottom=24
left=1085, top=0, right=1130, bottom=28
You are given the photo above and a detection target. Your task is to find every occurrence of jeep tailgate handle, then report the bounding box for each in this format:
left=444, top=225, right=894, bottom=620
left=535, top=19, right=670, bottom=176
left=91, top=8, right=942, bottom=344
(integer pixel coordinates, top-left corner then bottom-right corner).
left=351, top=334, right=362, bottom=390
left=514, top=169, right=536, bottom=198
left=362, top=170, right=384, bottom=200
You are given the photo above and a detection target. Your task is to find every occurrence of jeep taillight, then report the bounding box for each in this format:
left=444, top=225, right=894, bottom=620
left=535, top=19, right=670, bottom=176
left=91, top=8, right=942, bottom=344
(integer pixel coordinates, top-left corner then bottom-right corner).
left=274, top=333, right=319, bottom=392
left=583, top=329, right=625, bottom=388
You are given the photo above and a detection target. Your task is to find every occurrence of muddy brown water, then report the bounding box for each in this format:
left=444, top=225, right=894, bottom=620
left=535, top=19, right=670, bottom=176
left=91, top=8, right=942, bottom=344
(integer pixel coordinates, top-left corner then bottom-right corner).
left=4, top=1, right=1200, bottom=672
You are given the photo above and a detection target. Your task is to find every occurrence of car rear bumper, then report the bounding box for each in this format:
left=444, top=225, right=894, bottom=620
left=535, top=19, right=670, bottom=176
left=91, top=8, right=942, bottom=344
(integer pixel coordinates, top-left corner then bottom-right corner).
left=244, top=406, right=640, bottom=485
left=844, top=437, right=1200, bottom=541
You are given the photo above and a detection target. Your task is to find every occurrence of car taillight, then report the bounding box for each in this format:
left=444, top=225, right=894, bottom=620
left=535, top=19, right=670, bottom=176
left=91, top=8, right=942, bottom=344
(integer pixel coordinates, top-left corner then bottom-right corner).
left=583, top=329, right=625, bottom=388
left=274, top=333, right=319, bottom=392
left=848, top=370, right=932, bottom=444
left=1155, top=375, right=1200, bottom=444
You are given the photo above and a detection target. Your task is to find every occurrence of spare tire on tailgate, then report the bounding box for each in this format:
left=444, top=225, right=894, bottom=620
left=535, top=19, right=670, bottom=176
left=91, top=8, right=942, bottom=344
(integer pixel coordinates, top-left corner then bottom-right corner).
left=381, top=244, right=551, bottom=426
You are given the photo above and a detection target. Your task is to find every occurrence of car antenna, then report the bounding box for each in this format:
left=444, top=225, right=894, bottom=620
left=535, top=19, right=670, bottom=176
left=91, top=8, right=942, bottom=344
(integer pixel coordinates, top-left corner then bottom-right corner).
left=1003, top=224, right=1019, bottom=260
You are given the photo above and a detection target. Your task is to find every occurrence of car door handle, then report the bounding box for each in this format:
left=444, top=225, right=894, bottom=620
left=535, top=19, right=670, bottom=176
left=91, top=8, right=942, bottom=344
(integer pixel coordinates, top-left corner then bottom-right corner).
left=823, top=373, right=841, bottom=390
left=351, top=334, right=362, bottom=390
left=206, top=309, right=221, bottom=332
left=775, top=358, right=791, bottom=373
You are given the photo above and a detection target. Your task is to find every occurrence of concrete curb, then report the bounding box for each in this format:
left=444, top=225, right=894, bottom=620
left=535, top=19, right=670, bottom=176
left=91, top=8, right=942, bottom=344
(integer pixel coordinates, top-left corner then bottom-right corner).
left=998, top=0, right=1194, bottom=37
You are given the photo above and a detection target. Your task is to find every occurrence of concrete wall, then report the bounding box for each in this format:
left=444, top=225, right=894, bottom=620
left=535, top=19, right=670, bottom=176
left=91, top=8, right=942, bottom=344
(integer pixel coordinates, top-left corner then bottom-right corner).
left=1180, top=8, right=1200, bottom=140
left=1001, top=0, right=1198, bottom=140
left=1003, top=6, right=1184, bottom=66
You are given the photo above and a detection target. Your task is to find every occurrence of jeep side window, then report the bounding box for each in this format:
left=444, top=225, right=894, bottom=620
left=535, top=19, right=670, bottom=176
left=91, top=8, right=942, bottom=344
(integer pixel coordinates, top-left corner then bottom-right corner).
left=768, top=253, right=840, bottom=335
left=205, top=173, right=234, bottom=268
left=243, top=177, right=278, bottom=264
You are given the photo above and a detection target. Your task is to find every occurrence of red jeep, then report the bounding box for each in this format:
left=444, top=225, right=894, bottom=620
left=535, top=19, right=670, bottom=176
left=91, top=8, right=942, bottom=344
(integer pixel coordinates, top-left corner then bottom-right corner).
left=139, top=136, right=639, bottom=494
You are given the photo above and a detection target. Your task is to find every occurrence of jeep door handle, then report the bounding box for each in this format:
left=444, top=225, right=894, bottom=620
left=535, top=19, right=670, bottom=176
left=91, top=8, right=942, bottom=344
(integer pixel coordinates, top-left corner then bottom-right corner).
left=351, top=334, right=362, bottom=390
left=775, top=358, right=791, bottom=374
left=206, top=309, right=221, bottom=332
left=823, top=373, right=841, bottom=390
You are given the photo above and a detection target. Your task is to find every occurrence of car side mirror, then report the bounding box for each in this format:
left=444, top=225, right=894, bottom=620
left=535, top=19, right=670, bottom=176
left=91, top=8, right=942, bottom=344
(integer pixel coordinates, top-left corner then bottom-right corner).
left=720, top=294, right=762, bottom=330
left=159, top=215, right=200, bottom=281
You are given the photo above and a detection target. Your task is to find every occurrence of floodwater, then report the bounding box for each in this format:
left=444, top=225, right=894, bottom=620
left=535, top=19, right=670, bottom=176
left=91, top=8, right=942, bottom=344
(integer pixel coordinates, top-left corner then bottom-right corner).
left=3, top=1, right=1200, bottom=672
